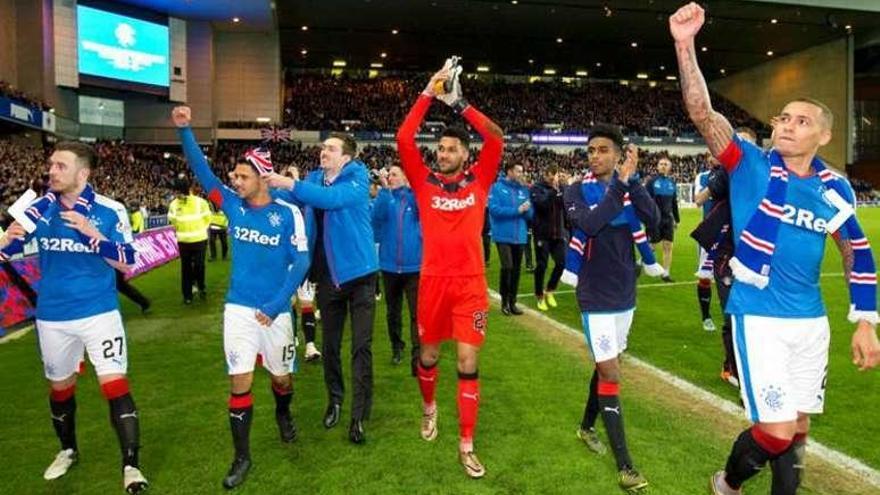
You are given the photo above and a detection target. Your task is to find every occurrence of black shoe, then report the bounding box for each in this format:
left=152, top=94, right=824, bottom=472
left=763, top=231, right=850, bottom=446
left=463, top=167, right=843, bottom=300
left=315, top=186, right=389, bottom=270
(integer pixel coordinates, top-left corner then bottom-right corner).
left=525, top=265, right=535, bottom=273
left=221, top=456, right=251, bottom=489
left=140, top=301, right=151, bottom=314
left=184, top=299, right=192, bottom=305
left=508, top=303, right=524, bottom=316
left=276, top=411, right=297, bottom=443
left=349, top=418, right=366, bottom=444
left=501, top=297, right=512, bottom=316
left=662, top=275, right=674, bottom=283
left=391, top=349, right=402, bottom=365
left=323, top=403, right=341, bottom=429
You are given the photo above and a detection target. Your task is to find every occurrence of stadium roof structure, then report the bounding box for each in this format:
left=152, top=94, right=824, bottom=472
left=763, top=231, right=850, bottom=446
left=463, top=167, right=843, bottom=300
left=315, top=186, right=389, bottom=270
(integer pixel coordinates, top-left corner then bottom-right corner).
left=277, top=0, right=880, bottom=79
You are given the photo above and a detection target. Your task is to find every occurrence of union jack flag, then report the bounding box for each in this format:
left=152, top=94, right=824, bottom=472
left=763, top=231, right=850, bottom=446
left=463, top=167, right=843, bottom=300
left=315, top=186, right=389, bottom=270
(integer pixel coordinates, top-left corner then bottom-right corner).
left=261, top=126, right=291, bottom=143
left=245, top=147, right=274, bottom=176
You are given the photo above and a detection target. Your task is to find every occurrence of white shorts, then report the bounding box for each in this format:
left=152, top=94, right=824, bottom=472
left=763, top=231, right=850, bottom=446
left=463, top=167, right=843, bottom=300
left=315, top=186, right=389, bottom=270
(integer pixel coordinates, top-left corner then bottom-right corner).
left=732, top=314, right=829, bottom=423
left=224, top=303, right=296, bottom=376
left=580, top=309, right=634, bottom=363
left=695, top=247, right=713, bottom=279
left=296, top=281, right=316, bottom=304
left=37, top=310, right=128, bottom=381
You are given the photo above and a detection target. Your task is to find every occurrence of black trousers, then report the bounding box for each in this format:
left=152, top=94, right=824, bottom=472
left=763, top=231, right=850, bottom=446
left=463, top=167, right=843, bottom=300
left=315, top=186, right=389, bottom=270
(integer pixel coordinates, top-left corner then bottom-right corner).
left=317, top=272, right=377, bottom=421
left=524, top=232, right=534, bottom=268
left=178, top=240, right=206, bottom=301
left=715, top=273, right=736, bottom=378
left=382, top=271, right=419, bottom=358
left=497, top=243, right=524, bottom=305
left=533, top=237, right=565, bottom=297
left=209, top=229, right=228, bottom=260
left=482, top=233, right=491, bottom=264
left=116, top=271, right=150, bottom=310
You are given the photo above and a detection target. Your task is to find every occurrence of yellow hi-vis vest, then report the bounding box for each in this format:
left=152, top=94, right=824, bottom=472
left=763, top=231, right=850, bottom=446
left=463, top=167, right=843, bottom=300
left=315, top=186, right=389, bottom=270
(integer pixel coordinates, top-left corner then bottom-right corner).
left=168, top=194, right=211, bottom=243
left=130, top=210, right=145, bottom=234
left=209, top=210, right=229, bottom=231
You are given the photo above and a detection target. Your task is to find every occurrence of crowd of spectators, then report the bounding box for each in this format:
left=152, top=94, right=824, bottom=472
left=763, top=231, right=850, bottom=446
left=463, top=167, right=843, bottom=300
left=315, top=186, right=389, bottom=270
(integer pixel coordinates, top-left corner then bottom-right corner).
left=283, top=74, right=767, bottom=137
left=2, top=133, right=876, bottom=229
left=0, top=80, right=51, bottom=111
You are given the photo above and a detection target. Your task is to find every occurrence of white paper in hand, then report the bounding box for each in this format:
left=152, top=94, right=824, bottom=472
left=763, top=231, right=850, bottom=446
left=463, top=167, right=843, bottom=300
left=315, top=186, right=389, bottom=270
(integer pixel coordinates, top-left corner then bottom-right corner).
left=8, top=189, right=38, bottom=233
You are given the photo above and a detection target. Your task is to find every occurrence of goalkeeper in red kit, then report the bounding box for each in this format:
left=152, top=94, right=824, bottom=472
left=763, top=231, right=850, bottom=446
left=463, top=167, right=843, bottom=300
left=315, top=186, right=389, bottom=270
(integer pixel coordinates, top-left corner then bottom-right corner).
left=396, top=59, right=503, bottom=479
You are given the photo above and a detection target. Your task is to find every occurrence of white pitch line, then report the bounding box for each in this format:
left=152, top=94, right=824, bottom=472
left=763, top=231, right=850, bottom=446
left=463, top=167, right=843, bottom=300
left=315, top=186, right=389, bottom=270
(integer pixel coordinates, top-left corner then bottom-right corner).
left=0, top=324, right=33, bottom=345
left=516, top=272, right=844, bottom=299
left=489, top=289, right=880, bottom=488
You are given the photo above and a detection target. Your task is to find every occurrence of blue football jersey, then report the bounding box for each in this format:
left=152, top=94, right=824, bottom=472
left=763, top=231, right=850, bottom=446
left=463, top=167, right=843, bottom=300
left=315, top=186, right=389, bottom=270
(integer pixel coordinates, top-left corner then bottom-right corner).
left=178, top=127, right=310, bottom=317
left=694, top=170, right=713, bottom=217
left=651, top=176, right=676, bottom=197
left=27, top=193, right=133, bottom=321
left=725, top=134, right=856, bottom=318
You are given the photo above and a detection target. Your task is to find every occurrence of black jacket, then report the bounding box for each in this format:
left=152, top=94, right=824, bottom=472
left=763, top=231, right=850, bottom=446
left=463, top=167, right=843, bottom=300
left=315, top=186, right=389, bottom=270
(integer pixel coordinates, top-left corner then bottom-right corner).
left=530, top=180, right=568, bottom=240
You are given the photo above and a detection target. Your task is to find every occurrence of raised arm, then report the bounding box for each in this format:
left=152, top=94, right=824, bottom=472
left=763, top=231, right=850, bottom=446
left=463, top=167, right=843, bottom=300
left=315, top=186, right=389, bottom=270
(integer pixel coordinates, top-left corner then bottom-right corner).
left=172, top=106, right=237, bottom=210
left=670, top=3, right=735, bottom=164
left=396, top=72, right=441, bottom=188
left=461, top=105, right=504, bottom=189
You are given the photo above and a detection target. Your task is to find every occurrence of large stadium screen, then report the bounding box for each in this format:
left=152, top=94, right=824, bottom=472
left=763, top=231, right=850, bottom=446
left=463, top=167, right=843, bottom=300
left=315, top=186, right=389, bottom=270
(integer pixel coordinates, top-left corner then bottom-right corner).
left=77, top=4, right=170, bottom=88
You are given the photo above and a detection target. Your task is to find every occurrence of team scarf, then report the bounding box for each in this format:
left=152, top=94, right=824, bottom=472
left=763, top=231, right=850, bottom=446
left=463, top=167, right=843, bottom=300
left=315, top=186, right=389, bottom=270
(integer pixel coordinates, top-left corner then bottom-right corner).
left=729, top=151, right=878, bottom=324
left=0, top=184, right=137, bottom=265
left=560, top=171, right=665, bottom=286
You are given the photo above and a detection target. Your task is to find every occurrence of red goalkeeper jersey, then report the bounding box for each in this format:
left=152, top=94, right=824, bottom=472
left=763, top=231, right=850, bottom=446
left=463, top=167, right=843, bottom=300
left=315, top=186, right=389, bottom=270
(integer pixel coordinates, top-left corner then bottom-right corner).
left=396, top=94, right=503, bottom=277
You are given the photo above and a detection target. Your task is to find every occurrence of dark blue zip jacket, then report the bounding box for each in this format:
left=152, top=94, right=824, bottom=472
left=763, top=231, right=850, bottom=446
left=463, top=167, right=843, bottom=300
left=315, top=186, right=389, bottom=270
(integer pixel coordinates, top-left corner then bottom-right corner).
left=488, top=177, right=534, bottom=244
left=371, top=186, right=422, bottom=273
left=277, top=160, right=378, bottom=285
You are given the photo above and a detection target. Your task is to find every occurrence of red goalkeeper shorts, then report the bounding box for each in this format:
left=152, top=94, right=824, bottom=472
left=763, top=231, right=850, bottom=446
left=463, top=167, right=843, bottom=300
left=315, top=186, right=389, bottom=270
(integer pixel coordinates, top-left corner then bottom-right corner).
left=417, top=274, right=488, bottom=347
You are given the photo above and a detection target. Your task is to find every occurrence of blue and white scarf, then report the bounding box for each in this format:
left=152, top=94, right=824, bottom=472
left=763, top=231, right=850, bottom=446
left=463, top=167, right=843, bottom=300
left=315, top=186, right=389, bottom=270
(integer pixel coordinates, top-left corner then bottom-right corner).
left=0, top=185, right=137, bottom=265
left=729, top=151, right=878, bottom=323
left=561, top=172, right=665, bottom=286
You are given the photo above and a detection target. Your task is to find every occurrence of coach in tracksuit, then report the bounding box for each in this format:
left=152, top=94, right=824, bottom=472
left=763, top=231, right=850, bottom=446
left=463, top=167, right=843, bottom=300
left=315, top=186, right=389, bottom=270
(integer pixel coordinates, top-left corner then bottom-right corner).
left=489, top=163, right=534, bottom=315
left=269, top=132, right=378, bottom=444
left=372, top=165, right=423, bottom=375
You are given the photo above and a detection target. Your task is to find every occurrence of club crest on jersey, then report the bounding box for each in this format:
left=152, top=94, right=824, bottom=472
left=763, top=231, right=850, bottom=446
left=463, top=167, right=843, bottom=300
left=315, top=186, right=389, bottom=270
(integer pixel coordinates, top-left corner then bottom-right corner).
left=88, top=215, right=102, bottom=228
left=761, top=385, right=786, bottom=412
left=268, top=211, right=282, bottom=228
left=430, top=192, right=475, bottom=211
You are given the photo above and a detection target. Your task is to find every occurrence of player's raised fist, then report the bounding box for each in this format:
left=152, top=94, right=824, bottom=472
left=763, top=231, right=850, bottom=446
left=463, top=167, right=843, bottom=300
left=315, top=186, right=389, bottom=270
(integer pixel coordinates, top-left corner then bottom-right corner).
left=172, top=106, right=192, bottom=127
left=669, top=2, right=705, bottom=42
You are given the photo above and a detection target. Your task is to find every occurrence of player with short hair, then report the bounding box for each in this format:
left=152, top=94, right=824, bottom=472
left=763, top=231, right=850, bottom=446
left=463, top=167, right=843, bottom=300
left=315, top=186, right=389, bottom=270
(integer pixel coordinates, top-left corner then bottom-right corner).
left=0, top=141, right=147, bottom=493
left=397, top=59, right=503, bottom=478
left=671, top=4, right=880, bottom=494
left=173, top=106, right=311, bottom=489
left=566, top=124, right=658, bottom=493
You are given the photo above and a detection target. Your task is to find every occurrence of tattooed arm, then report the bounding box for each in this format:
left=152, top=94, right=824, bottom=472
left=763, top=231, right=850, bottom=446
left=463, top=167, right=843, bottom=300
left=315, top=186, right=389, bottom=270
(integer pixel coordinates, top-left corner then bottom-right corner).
left=833, top=232, right=854, bottom=284
left=670, top=3, right=734, bottom=159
